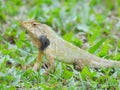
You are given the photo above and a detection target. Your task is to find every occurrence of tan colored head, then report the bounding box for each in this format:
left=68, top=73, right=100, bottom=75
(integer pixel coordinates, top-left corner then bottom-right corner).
left=22, top=20, right=51, bottom=50
left=22, top=20, right=49, bottom=39
left=22, top=20, right=58, bottom=50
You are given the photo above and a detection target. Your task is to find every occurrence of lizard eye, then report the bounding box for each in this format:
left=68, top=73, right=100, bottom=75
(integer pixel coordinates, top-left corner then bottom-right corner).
left=33, top=23, right=37, bottom=26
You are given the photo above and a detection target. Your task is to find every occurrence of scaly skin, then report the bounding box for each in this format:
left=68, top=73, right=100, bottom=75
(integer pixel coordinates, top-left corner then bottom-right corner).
left=22, top=20, right=120, bottom=70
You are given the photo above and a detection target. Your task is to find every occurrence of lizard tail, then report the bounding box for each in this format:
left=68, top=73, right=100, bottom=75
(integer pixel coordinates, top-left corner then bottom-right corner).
left=76, top=51, right=120, bottom=69
left=91, top=58, right=120, bottom=68
left=83, top=52, right=120, bottom=68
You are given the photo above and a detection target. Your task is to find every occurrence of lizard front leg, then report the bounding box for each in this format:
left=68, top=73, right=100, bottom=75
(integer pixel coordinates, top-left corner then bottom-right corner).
left=33, top=35, right=50, bottom=71
left=45, top=53, right=55, bottom=74
left=33, top=51, right=43, bottom=71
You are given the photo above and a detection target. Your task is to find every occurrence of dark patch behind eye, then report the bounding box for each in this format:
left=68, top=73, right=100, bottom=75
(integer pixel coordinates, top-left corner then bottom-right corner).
left=38, top=35, right=50, bottom=50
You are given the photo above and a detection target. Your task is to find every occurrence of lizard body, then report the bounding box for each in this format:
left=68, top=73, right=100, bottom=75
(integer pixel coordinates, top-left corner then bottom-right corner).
left=22, top=20, right=120, bottom=70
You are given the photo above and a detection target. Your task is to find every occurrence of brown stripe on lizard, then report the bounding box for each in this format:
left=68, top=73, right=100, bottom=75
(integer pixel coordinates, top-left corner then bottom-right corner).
left=22, top=20, right=120, bottom=72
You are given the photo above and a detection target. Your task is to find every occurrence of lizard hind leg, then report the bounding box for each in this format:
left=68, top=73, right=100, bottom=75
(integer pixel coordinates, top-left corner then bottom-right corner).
left=73, top=59, right=85, bottom=70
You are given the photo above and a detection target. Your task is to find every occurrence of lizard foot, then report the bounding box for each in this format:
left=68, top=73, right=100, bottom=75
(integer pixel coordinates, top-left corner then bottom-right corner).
left=42, top=62, right=55, bottom=75
left=41, top=62, right=50, bottom=69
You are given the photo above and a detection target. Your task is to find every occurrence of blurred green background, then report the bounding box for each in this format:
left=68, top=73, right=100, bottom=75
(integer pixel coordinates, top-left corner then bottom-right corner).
left=0, top=0, right=120, bottom=89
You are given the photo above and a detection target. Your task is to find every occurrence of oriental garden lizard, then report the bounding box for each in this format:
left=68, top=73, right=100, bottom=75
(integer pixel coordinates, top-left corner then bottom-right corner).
left=22, top=20, right=120, bottom=71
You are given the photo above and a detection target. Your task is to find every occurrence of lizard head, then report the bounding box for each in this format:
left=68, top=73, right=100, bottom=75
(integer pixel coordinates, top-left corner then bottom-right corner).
left=22, top=20, right=47, bottom=37
left=22, top=20, right=50, bottom=51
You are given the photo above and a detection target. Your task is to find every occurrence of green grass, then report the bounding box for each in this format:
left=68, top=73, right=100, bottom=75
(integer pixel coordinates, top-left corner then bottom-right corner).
left=0, top=0, right=120, bottom=89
